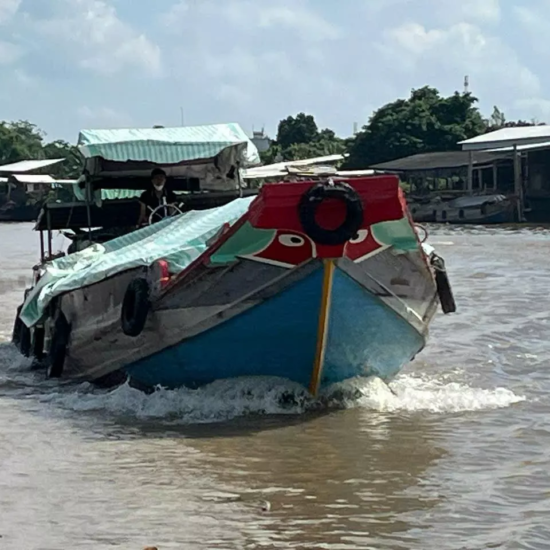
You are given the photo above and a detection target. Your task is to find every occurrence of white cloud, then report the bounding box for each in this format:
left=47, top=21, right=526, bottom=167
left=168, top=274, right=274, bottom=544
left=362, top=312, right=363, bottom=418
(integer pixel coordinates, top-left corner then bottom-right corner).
left=1, top=0, right=550, bottom=143
left=515, top=4, right=550, bottom=56
left=77, top=106, right=133, bottom=128
left=432, top=0, right=500, bottom=24
left=162, top=0, right=340, bottom=42
left=514, top=99, right=550, bottom=123
left=27, top=0, right=162, bottom=77
left=0, top=0, right=20, bottom=25
left=364, top=0, right=500, bottom=25
left=0, top=40, right=20, bottom=64
left=379, top=21, right=540, bottom=103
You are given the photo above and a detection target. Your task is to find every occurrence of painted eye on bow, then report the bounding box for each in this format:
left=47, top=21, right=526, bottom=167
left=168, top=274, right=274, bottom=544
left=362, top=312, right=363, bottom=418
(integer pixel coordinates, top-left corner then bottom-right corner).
left=349, top=229, right=369, bottom=244
left=278, top=234, right=305, bottom=247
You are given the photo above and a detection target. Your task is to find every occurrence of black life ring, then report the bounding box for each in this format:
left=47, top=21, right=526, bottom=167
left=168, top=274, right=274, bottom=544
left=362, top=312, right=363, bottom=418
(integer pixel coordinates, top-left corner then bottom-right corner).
left=431, top=254, right=456, bottom=314
left=121, top=278, right=150, bottom=337
left=48, top=311, right=71, bottom=378
left=298, top=181, right=364, bottom=246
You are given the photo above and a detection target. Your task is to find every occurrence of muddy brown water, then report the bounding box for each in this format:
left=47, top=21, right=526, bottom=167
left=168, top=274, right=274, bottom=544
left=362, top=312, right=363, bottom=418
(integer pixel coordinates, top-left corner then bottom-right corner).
left=0, top=222, right=547, bottom=549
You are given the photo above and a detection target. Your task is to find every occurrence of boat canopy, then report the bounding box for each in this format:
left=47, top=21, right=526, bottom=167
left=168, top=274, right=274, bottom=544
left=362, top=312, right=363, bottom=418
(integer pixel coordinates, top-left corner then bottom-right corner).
left=77, top=123, right=261, bottom=192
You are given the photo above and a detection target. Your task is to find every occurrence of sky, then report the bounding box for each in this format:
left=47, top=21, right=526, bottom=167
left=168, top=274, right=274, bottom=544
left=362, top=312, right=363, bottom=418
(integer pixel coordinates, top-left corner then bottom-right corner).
left=0, top=0, right=549, bottom=143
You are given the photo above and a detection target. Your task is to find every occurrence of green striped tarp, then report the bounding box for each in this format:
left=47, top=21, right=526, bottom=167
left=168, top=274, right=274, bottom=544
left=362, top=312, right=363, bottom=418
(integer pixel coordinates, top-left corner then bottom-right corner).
left=20, top=196, right=255, bottom=327
left=77, top=123, right=260, bottom=167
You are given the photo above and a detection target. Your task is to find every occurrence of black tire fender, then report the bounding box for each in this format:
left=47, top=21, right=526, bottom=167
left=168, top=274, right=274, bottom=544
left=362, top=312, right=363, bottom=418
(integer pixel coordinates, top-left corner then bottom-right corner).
left=48, top=311, right=71, bottom=378
left=431, top=254, right=456, bottom=314
left=121, top=277, right=150, bottom=337
left=12, top=305, right=22, bottom=347
left=298, top=181, right=364, bottom=246
left=19, top=320, right=31, bottom=357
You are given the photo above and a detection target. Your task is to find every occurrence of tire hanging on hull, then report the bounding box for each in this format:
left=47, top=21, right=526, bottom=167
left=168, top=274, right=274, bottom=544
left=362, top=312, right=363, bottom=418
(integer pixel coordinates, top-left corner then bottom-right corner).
left=121, top=278, right=151, bottom=337
left=431, top=254, right=456, bottom=314
left=47, top=311, right=71, bottom=378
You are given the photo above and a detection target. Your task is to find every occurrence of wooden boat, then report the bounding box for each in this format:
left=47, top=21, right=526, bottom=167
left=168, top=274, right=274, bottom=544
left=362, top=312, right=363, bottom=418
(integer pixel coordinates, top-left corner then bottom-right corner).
left=408, top=193, right=517, bottom=224
left=11, top=124, right=456, bottom=396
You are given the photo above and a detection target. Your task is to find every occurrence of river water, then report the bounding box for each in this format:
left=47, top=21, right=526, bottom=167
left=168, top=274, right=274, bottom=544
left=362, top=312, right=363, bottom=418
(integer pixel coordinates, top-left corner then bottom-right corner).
left=0, top=222, right=547, bottom=549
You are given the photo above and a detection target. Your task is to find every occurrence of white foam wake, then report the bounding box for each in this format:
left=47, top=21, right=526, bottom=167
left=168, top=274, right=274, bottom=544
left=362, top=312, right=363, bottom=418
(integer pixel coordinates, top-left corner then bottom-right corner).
left=0, top=342, right=525, bottom=423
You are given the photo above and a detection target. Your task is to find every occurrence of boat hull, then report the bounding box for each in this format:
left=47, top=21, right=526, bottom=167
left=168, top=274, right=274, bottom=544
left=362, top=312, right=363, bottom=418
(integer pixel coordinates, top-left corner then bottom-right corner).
left=123, top=260, right=426, bottom=391
left=409, top=195, right=516, bottom=224
left=15, top=175, right=452, bottom=395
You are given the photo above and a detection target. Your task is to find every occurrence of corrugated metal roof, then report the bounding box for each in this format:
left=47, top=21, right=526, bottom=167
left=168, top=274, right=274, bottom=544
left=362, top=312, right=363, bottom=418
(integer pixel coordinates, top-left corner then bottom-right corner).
left=77, top=123, right=260, bottom=167
left=486, top=140, right=550, bottom=153
left=0, top=158, right=65, bottom=173
left=459, top=126, right=550, bottom=151
left=369, top=151, right=509, bottom=172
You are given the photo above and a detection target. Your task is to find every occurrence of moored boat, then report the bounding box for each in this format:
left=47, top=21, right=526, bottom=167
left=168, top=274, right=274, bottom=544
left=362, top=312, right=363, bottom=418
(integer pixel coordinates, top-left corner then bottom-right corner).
left=408, top=193, right=517, bottom=224
left=11, top=123, right=456, bottom=396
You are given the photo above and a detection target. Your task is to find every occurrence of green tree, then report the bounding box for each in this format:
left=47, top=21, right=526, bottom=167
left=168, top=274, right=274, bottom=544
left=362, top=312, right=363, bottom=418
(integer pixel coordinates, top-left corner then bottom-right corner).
left=0, top=121, right=45, bottom=163
left=43, top=140, right=83, bottom=179
left=344, top=86, right=487, bottom=169
left=260, top=113, right=345, bottom=164
left=483, top=105, right=544, bottom=132
left=276, top=113, right=319, bottom=149
left=0, top=120, right=83, bottom=178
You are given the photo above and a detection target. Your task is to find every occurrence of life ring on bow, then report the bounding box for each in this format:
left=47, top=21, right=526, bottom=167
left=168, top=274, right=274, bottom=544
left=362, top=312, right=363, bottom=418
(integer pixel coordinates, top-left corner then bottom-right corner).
left=298, top=181, right=364, bottom=246
left=121, top=277, right=150, bottom=337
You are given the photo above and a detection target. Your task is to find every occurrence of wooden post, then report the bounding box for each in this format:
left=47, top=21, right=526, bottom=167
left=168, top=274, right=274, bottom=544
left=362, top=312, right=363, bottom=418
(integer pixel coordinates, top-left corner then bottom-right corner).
left=492, top=162, right=498, bottom=191
left=513, top=145, right=523, bottom=221
left=39, top=230, right=44, bottom=261
left=47, top=209, right=52, bottom=257
left=467, top=151, right=474, bottom=194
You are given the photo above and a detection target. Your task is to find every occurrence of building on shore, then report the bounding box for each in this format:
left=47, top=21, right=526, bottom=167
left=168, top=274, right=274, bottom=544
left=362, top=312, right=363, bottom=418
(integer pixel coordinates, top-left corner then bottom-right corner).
left=250, top=129, right=272, bottom=153
left=369, top=150, right=518, bottom=224
left=0, top=158, right=66, bottom=222
left=458, top=126, right=550, bottom=223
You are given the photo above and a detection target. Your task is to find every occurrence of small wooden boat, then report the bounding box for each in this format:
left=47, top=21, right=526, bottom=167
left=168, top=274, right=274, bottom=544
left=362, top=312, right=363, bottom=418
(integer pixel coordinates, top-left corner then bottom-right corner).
left=11, top=124, right=456, bottom=396
left=408, top=193, right=517, bottom=224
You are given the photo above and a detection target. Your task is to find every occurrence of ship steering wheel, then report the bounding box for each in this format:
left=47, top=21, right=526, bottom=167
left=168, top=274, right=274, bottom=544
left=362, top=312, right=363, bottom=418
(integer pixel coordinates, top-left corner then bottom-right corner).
left=148, top=202, right=184, bottom=225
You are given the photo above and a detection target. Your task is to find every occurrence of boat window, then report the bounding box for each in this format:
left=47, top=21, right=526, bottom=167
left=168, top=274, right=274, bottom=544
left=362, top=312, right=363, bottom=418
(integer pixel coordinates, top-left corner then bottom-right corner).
left=459, top=209, right=464, bottom=219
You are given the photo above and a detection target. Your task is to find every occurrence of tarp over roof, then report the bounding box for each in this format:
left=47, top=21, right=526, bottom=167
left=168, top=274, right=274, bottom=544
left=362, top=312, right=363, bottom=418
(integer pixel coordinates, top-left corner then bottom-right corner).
left=459, top=126, right=550, bottom=151
left=20, top=196, right=255, bottom=327
left=369, top=151, right=510, bottom=172
left=77, top=123, right=260, bottom=167
left=0, top=158, right=65, bottom=174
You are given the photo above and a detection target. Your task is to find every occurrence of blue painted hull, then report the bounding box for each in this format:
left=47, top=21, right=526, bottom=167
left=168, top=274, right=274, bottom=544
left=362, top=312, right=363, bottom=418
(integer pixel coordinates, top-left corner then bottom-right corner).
left=124, top=264, right=426, bottom=392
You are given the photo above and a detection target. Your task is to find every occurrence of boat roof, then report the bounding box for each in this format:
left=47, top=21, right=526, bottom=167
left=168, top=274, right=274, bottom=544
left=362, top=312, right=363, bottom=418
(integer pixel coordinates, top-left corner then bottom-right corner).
left=369, top=150, right=510, bottom=172
left=77, top=123, right=260, bottom=167
left=459, top=126, right=550, bottom=151
left=242, top=154, right=347, bottom=179
left=0, top=158, right=65, bottom=174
